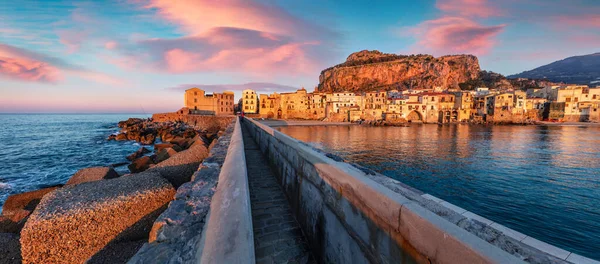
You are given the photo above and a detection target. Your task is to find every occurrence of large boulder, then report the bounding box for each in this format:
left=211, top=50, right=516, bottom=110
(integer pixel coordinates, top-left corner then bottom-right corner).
left=154, top=143, right=174, bottom=152
left=2, top=186, right=60, bottom=223
left=20, top=171, right=176, bottom=264
left=147, top=144, right=209, bottom=188
left=127, top=147, right=151, bottom=161
left=128, top=156, right=155, bottom=173
left=115, top=133, right=128, bottom=141
left=156, top=148, right=177, bottom=163
left=0, top=233, right=21, bottom=264
left=66, top=167, right=119, bottom=186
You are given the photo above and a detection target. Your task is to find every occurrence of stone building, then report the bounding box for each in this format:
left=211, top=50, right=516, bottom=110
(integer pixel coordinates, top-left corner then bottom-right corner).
left=259, top=93, right=281, bottom=119
left=280, top=88, right=309, bottom=119
left=183, top=88, right=234, bottom=115
left=453, top=91, right=474, bottom=122
left=242, top=89, right=259, bottom=114
left=557, top=86, right=600, bottom=122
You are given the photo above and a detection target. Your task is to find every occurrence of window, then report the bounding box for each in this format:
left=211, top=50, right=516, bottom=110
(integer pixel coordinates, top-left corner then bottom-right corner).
left=245, top=106, right=248, bottom=110
left=194, top=99, right=197, bottom=103
left=575, top=97, right=578, bottom=102
left=566, top=98, right=571, bottom=102
left=194, top=92, right=197, bottom=95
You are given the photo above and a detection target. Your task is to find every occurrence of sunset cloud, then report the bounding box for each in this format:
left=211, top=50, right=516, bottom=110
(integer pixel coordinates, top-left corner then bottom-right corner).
left=435, top=0, right=502, bottom=18
left=410, top=17, right=505, bottom=55
left=112, top=0, right=338, bottom=76
left=115, top=27, right=325, bottom=75
left=0, top=43, right=125, bottom=85
left=0, top=43, right=66, bottom=82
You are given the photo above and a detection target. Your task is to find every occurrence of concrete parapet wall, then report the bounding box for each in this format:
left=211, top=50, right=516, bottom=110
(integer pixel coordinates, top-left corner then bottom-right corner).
left=128, top=119, right=236, bottom=263
left=152, top=112, right=235, bottom=132
left=242, top=117, right=524, bottom=264
left=197, top=117, right=255, bottom=263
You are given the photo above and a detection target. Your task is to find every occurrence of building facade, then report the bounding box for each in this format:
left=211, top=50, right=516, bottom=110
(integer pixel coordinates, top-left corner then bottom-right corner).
left=242, top=89, right=259, bottom=114
left=184, top=88, right=234, bottom=115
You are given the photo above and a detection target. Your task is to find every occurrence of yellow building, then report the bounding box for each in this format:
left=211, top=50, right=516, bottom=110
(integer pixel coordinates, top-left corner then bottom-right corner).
left=259, top=93, right=281, bottom=119
left=280, top=88, right=309, bottom=119
left=242, top=89, right=258, bottom=114
left=184, top=88, right=234, bottom=115
left=453, top=91, right=474, bottom=122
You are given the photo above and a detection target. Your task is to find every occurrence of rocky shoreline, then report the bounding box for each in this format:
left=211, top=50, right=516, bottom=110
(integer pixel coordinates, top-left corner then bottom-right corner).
left=0, top=116, right=235, bottom=264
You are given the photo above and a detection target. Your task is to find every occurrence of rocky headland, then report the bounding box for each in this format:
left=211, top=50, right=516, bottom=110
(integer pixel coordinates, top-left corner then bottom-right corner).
left=317, top=50, right=563, bottom=92
left=318, top=50, right=481, bottom=92
left=0, top=116, right=235, bottom=264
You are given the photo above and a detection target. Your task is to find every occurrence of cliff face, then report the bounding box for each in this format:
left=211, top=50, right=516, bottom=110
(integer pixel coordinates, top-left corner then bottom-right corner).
left=318, top=50, right=481, bottom=92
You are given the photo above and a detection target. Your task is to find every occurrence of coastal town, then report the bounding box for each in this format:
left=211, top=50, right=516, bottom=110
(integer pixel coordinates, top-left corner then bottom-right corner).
left=180, top=84, right=600, bottom=124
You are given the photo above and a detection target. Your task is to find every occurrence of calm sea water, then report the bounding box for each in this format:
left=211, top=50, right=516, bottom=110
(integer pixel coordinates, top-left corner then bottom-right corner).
left=0, top=114, right=150, bottom=211
left=278, top=124, right=600, bottom=260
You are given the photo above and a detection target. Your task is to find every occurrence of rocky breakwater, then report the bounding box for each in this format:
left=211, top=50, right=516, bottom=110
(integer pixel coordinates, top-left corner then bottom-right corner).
left=318, top=50, right=480, bottom=92
left=0, top=117, right=234, bottom=264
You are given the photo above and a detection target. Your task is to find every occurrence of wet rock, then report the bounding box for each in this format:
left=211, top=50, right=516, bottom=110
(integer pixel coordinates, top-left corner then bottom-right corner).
left=2, top=186, right=60, bottom=221
left=156, top=148, right=177, bottom=163
left=107, top=134, right=117, bottom=141
left=140, top=134, right=156, bottom=145
left=111, top=162, right=129, bottom=168
left=0, top=233, right=21, bottom=264
left=116, top=133, right=128, bottom=141
left=127, top=147, right=151, bottom=161
left=154, top=143, right=174, bottom=152
left=66, top=167, right=119, bottom=186
left=20, top=171, right=175, bottom=264
left=128, top=156, right=155, bottom=173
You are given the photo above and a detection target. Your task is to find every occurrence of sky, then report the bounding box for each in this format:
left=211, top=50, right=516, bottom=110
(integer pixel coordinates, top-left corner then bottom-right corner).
left=0, top=0, right=598, bottom=113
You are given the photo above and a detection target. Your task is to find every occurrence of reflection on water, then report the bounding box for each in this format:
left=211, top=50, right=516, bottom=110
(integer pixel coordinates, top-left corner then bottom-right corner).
left=278, top=124, right=600, bottom=260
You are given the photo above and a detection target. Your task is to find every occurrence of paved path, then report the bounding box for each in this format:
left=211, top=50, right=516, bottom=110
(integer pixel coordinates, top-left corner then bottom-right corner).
left=242, top=126, right=315, bottom=264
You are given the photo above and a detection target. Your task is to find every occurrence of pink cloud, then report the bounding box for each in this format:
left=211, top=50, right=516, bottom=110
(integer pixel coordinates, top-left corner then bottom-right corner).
left=104, top=41, right=118, bottom=50
left=115, top=27, right=327, bottom=76
left=409, top=16, right=505, bottom=55
left=436, top=0, right=502, bottom=18
left=142, top=0, right=319, bottom=37
left=58, top=30, right=89, bottom=53
left=0, top=43, right=126, bottom=85
left=0, top=44, right=63, bottom=82
left=111, top=0, right=338, bottom=76
left=557, top=14, right=600, bottom=28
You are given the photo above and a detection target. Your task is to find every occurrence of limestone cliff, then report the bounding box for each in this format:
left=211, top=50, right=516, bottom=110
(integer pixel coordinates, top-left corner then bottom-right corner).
left=318, top=50, right=481, bottom=92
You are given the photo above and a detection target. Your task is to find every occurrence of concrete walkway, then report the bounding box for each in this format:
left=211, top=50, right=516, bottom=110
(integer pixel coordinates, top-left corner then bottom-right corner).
left=242, top=126, right=315, bottom=264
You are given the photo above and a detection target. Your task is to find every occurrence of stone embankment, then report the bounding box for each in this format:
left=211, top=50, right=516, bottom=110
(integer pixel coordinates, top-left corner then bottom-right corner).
left=0, top=115, right=235, bottom=264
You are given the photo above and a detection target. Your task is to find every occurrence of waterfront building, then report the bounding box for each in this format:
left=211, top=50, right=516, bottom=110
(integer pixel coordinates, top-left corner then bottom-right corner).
left=556, top=85, right=597, bottom=121
left=183, top=88, right=235, bottom=115
left=453, top=91, right=474, bottom=122
left=363, top=91, right=387, bottom=120
left=280, top=88, right=309, bottom=119
left=242, top=89, right=259, bottom=114
left=259, top=93, right=281, bottom=119
left=307, top=92, right=327, bottom=119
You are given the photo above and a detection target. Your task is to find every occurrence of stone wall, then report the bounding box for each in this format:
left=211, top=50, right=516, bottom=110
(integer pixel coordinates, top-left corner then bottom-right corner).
left=129, top=118, right=253, bottom=264
left=241, top=118, right=586, bottom=264
left=242, top=118, right=524, bottom=264
left=152, top=112, right=235, bottom=132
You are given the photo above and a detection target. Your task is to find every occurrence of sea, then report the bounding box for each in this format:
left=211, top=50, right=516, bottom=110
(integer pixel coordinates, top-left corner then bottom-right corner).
left=0, top=114, right=150, bottom=211
left=278, top=124, right=600, bottom=261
